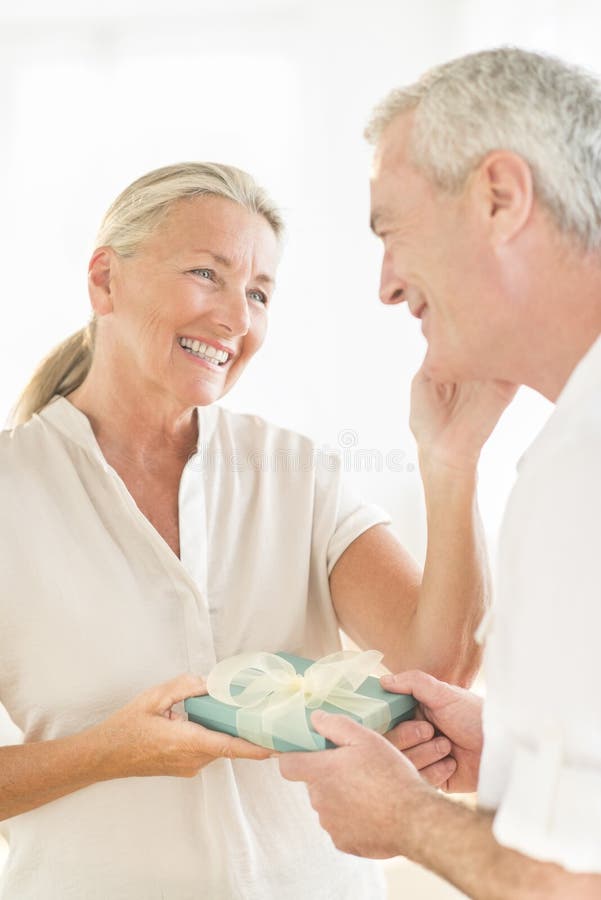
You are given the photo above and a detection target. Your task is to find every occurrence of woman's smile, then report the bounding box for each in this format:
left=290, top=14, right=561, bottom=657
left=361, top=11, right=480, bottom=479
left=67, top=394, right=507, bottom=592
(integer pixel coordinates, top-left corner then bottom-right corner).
left=177, top=335, right=234, bottom=370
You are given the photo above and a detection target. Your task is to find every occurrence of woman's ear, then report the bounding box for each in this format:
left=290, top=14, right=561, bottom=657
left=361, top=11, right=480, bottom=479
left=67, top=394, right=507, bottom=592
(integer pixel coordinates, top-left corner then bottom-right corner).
left=88, top=247, right=115, bottom=316
left=472, top=150, right=534, bottom=247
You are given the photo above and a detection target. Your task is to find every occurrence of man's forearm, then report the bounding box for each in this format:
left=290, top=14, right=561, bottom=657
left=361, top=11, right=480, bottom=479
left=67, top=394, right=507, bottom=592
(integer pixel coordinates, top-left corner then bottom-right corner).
left=402, top=787, right=600, bottom=900
left=414, top=458, right=489, bottom=685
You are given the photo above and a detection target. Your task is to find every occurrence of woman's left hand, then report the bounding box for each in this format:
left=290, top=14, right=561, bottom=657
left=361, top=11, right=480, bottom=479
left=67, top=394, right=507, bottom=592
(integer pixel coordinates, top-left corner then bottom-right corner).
left=410, top=364, right=518, bottom=471
left=388, top=717, right=457, bottom=788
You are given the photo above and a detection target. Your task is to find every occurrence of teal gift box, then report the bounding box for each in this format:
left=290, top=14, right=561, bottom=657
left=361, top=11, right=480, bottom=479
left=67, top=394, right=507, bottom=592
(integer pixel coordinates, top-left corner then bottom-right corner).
left=184, top=650, right=416, bottom=752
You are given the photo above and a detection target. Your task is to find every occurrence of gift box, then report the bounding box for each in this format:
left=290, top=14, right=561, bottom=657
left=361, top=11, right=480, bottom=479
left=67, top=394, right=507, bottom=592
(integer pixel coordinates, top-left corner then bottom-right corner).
left=184, top=650, right=416, bottom=752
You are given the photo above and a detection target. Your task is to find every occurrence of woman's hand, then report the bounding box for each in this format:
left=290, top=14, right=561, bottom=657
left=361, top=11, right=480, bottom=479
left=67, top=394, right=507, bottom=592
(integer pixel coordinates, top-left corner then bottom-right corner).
left=0, top=674, right=271, bottom=822
left=91, top=673, right=272, bottom=780
left=389, top=717, right=458, bottom=788
left=381, top=670, right=483, bottom=793
left=410, top=364, right=518, bottom=471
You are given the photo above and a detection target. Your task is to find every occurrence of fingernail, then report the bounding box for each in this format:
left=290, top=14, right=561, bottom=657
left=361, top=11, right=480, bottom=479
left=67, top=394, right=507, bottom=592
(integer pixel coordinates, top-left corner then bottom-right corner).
left=418, top=723, right=432, bottom=740
left=436, top=737, right=451, bottom=753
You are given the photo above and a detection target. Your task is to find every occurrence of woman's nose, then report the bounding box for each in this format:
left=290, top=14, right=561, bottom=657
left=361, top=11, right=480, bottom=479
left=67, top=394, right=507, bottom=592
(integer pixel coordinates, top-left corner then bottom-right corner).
left=214, top=289, right=251, bottom=337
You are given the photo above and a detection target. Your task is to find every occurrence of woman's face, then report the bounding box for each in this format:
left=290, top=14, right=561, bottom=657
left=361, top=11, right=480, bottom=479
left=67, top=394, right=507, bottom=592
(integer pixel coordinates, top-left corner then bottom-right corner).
left=95, top=194, right=279, bottom=410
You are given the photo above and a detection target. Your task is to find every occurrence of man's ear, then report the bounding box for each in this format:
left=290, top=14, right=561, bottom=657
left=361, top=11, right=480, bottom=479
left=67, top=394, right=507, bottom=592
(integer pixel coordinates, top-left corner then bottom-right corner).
left=473, top=150, right=534, bottom=246
left=88, top=247, right=116, bottom=316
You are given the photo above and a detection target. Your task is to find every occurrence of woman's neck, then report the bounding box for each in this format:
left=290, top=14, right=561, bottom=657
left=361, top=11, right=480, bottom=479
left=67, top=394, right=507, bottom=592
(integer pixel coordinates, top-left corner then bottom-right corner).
left=66, top=363, right=199, bottom=472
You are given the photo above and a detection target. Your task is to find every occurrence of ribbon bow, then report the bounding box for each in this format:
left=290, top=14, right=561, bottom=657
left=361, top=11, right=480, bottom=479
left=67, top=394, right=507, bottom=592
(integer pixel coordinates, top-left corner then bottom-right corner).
left=207, top=650, right=391, bottom=750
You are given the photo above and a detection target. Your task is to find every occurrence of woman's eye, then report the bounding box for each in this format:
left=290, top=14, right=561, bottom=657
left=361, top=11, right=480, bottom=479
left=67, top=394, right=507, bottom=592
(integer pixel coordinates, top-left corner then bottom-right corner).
left=248, top=289, right=268, bottom=305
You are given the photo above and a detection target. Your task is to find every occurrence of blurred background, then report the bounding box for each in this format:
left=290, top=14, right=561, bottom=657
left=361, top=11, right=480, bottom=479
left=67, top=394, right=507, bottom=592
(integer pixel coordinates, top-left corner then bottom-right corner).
left=1, top=1, right=599, bottom=896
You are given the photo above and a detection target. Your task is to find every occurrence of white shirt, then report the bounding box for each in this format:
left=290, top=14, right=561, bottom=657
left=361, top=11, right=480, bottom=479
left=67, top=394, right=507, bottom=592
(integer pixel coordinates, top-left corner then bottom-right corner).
left=479, top=334, right=601, bottom=873
left=0, top=396, right=390, bottom=900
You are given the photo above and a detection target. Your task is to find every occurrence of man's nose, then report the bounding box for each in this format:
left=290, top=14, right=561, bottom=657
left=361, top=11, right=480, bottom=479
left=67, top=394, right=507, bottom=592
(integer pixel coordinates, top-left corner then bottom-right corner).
left=214, top=288, right=251, bottom=337
left=379, top=254, right=406, bottom=306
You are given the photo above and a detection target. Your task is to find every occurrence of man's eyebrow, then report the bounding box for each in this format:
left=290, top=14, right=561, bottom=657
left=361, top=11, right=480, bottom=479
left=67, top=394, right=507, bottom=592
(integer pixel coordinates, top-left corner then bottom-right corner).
left=190, top=249, right=275, bottom=286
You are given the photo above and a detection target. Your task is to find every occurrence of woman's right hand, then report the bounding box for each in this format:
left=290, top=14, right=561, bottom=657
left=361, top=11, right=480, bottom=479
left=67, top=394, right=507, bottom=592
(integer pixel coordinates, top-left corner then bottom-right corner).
left=380, top=670, right=483, bottom=794
left=90, top=673, right=273, bottom=780
left=0, top=674, right=272, bottom=823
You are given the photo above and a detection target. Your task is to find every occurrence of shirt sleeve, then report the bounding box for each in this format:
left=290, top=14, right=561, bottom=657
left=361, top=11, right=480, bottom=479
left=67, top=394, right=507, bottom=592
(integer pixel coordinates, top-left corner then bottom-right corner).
left=314, top=451, right=392, bottom=577
left=0, top=700, right=22, bottom=746
left=484, top=431, right=601, bottom=874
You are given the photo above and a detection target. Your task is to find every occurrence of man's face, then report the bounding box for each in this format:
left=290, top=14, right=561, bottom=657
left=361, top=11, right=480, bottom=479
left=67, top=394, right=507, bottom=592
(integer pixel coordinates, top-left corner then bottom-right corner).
left=370, top=113, right=504, bottom=382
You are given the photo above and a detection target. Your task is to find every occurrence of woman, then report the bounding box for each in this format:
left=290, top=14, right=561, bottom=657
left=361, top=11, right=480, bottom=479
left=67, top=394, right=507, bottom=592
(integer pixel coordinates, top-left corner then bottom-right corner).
left=0, top=162, right=493, bottom=899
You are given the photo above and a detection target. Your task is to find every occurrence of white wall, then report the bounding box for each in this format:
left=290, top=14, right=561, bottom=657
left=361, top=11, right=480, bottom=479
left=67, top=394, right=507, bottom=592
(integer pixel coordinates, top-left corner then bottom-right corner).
left=3, top=0, right=600, bottom=557
left=9, top=0, right=596, bottom=565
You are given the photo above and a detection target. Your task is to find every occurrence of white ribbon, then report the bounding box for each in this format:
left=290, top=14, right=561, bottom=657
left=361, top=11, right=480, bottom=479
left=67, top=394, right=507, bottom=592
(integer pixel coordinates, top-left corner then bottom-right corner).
left=207, top=650, right=392, bottom=750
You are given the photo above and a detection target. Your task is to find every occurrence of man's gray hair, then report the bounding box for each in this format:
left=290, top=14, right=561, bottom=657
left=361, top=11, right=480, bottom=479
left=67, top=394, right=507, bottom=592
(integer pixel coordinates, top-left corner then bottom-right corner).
left=366, top=47, right=601, bottom=250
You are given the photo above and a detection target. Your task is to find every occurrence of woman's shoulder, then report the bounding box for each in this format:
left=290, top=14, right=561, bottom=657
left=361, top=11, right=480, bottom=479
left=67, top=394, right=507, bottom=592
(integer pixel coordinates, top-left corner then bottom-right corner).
left=205, top=406, right=343, bottom=487
left=0, top=417, right=33, bottom=458
left=0, top=412, right=53, bottom=478
left=208, top=405, right=321, bottom=454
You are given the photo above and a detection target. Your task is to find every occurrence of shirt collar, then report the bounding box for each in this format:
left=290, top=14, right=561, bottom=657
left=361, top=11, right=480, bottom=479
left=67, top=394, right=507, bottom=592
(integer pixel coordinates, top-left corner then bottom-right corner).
left=38, top=395, right=105, bottom=460
left=554, top=331, right=601, bottom=413
left=516, top=331, right=601, bottom=473
left=37, top=395, right=212, bottom=463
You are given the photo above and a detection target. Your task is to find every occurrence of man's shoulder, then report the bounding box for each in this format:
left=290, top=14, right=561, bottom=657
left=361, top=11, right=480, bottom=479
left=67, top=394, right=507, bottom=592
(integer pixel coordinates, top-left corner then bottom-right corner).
left=503, top=393, right=601, bottom=556
left=518, top=386, right=601, bottom=480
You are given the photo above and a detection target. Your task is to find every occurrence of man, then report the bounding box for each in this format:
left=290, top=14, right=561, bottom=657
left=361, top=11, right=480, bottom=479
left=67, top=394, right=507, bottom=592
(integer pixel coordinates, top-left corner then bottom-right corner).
left=279, top=48, right=601, bottom=898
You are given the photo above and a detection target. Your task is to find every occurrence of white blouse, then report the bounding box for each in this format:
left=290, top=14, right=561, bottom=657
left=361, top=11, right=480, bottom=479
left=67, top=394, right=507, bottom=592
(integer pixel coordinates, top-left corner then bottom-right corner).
left=479, top=334, right=601, bottom=873
left=0, top=396, right=390, bottom=900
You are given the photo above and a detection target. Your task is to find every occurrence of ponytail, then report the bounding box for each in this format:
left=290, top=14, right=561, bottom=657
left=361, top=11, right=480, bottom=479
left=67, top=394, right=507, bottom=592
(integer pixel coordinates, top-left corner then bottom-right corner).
left=10, top=318, right=96, bottom=426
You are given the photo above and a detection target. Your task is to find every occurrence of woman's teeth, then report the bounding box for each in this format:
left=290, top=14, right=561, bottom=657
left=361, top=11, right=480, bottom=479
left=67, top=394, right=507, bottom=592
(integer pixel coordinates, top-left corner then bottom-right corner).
left=178, top=337, right=229, bottom=365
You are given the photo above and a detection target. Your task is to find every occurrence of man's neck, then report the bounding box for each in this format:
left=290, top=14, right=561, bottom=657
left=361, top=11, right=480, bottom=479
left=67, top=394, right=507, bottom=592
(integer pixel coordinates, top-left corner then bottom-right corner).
left=515, top=240, right=601, bottom=402
left=527, top=328, right=601, bottom=402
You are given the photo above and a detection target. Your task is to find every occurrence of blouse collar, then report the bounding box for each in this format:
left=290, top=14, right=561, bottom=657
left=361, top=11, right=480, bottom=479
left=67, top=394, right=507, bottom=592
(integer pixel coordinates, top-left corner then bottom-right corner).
left=37, top=395, right=213, bottom=468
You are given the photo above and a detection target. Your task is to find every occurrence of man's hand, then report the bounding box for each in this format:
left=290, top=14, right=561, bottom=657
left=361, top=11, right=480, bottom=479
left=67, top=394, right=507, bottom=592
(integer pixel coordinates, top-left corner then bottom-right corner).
left=381, top=670, right=483, bottom=793
left=280, top=708, right=601, bottom=899
left=410, top=365, right=518, bottom=471
left=279, top=710, right=429, bottom=858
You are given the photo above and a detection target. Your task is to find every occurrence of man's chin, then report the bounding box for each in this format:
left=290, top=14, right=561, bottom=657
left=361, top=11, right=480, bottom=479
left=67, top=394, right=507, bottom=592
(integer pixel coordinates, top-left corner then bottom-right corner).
left=422, top=348, right=468, bottom=384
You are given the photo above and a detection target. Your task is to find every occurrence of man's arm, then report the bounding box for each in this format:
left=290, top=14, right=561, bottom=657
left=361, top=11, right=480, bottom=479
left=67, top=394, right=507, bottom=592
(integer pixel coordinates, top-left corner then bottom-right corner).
left=279, top=710, right=601, bottom=900
left=398, top=788, right=600, bottom=900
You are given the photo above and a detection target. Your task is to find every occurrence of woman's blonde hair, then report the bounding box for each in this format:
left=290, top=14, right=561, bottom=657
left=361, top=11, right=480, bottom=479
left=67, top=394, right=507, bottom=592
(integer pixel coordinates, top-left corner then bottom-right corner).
left=11, top=162, right=283, bottom=426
